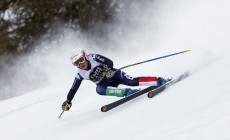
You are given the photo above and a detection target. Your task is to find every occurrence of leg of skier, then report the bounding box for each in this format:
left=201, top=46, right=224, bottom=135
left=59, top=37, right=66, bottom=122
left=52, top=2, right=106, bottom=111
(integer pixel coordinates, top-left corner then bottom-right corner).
left=113, top=70, right=169, bottom=96
left=96, top=79, right=136, bottom=97
left=96, top=70, right=169, bottom=97
left=96, top=75, right=139, bottom=97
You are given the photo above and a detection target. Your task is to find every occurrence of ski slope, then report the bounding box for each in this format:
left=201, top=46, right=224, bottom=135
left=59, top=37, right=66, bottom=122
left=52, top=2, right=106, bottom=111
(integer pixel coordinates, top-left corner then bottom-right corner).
left=1, top=52, right=230, bottom=140
left=1, top=0, right=230, bottom=140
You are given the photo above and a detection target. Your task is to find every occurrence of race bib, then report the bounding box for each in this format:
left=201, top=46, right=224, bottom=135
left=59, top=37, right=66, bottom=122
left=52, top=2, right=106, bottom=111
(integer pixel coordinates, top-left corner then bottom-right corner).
left=89, top=65, right=105, bottom=83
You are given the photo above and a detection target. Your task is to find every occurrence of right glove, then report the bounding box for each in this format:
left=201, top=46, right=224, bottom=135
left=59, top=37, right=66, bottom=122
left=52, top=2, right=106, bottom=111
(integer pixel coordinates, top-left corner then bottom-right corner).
left=101, top=64, right=115, bottom=78
left=62, top=100, right=72, bottom=111
left=105, top=69, right=115, bottom=78
left=101, top=64, right=109, bottom=72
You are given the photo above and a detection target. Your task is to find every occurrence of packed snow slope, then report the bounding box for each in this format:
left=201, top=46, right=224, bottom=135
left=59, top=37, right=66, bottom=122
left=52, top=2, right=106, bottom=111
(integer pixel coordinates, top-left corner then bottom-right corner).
left=1, top=0, right=230, bottom=140
left=1, top=52, right=230, bottom=140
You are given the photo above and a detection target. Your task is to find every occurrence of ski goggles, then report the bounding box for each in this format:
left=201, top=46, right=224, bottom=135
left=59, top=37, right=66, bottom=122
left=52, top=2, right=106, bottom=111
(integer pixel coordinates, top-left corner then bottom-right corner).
left=74, top=56, right=86, bottom=67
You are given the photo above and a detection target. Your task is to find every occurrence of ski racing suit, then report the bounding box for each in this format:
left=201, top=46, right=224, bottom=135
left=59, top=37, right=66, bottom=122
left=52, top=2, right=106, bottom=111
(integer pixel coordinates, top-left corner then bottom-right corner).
left=66, top=54, right=161, bottom=102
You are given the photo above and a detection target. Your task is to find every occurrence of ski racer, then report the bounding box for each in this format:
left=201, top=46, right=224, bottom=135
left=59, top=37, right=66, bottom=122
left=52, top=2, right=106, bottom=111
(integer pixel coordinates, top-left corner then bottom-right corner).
left=62, top=48, right=169, bottom=111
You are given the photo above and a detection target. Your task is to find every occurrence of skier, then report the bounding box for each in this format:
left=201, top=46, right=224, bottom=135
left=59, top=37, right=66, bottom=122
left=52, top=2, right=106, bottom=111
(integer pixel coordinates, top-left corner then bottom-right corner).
left=62, top=48, right=169, bottom=111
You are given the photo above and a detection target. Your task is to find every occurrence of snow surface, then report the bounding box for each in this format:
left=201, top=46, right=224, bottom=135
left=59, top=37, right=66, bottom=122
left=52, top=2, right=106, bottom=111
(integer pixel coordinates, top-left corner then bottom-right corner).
left=1, top=0, right=230, bottom=140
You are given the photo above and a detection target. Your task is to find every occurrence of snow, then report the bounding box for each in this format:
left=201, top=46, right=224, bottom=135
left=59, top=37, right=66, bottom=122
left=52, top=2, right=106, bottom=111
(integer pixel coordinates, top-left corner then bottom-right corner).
left=1, top=0, right=230, bottom=140
left=1, top=56, right=230, bottom=140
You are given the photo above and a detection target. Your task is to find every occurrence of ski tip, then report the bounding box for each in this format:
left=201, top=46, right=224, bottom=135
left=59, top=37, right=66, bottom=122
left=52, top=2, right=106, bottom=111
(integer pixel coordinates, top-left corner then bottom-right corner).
left=147, top=92, right=153, bottom=98
left=101, top=106, right=108, bottom=112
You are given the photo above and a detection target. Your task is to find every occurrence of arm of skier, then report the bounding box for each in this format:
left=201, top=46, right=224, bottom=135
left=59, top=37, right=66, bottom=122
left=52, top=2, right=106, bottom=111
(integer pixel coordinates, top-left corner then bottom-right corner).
left=62, top=73, right=83, bottom=111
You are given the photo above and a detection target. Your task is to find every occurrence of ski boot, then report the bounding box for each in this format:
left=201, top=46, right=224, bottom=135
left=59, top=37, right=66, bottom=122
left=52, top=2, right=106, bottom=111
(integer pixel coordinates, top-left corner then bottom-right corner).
left=157, top=77, right=170, bottom=86
left=125, top=88, right=140, bottom=96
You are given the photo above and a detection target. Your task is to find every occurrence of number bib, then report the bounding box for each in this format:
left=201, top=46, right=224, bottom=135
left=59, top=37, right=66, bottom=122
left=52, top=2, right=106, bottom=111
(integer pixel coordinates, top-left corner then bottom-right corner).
left=89, top=65, right=105, bottom=83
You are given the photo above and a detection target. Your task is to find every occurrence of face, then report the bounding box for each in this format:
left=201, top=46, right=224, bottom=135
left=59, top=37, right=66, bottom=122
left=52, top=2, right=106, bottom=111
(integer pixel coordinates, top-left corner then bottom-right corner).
left=78, top=59, right=88, bottom=69
left=74, top=56, right=88, bottom=69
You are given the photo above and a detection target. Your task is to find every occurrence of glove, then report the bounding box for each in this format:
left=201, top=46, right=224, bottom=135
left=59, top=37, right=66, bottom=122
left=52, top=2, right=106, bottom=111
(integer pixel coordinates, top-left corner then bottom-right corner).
left=101, top=64, right=109, bottom=72
left=101, top=64, right=115, bottom=78
left=62, top=100, right=72, bottom=111
left=105, top=69, right=115, bottom=78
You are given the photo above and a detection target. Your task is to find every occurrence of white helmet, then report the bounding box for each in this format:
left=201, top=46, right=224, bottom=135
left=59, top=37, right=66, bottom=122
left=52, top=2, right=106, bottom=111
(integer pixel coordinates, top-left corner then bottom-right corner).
left=70, top=48, right=86, bottom=66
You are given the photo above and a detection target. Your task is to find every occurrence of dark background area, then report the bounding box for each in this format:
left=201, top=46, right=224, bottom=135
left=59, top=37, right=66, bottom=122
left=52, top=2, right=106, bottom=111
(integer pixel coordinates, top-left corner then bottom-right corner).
left=0, top=0, right=116, bottom=55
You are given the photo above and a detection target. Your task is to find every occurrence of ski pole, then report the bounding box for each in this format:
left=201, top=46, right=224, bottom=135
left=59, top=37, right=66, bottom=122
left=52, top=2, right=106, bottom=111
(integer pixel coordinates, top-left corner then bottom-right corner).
left=58, top=110, right=65, bottom=119
left=109, top=50, right=190, bottom=78
left=118, top=50, right=190, bottom=71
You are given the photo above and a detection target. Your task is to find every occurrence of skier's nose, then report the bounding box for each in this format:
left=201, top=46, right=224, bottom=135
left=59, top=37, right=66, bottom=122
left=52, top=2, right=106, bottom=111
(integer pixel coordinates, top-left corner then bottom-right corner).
left=79, top=63, right=86, bottom=69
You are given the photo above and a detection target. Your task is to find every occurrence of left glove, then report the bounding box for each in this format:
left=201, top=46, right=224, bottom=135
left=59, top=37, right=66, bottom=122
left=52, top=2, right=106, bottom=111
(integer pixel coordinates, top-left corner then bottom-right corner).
left=62, top=100, right=72, bottom=111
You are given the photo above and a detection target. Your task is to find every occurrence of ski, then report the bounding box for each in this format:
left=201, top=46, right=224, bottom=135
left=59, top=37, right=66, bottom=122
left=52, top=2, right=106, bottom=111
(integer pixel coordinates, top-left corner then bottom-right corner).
left=147, top=72, right=190, bottom=98
left=147, top=80, right=172, bottom=98
left=101, top=85, right=159, bottom=112
left=101, top=71, right=190, bottom=112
